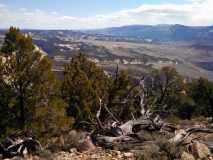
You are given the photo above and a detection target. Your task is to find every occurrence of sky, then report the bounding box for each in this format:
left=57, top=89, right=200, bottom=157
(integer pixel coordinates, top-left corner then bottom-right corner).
left=0, top=0, right=212, bottom=29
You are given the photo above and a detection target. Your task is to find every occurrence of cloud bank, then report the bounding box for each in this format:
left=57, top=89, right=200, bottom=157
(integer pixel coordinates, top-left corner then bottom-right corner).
left=0, top=0, right=213, bottom=29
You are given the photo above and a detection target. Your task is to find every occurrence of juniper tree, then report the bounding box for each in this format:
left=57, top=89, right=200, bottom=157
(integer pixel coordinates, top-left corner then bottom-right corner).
left=62, top=53, right=109, bottom=129
left=0, top=27, right=56, bottom=129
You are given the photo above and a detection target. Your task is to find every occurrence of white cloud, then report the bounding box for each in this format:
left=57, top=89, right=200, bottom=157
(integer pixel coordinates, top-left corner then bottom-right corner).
left=0, top=0, right=213, bottom=29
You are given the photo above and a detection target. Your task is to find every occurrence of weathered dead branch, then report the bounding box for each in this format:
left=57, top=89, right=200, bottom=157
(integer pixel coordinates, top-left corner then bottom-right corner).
left=94, top=77, right=213, bottom=152
left=0, top=137, right=42, bottom=159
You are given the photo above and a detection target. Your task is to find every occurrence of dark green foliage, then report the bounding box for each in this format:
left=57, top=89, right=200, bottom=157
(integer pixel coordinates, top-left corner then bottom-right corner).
left=176, top=96, right=195, bottom=119
left=0, top=27, right=53, bottom=128
left=149, top=67, right=213, bottom=119
left=107, top=68, right=137, bottom=121
left=149, top=67, right=189, bottom=117
left=1, top=27, right=21, bottom=55
left=0, top=58, right=16, bottom=135
left=62, top=53, right=109, bottom=129
left=188, top=78, right=213, bottom=117
left=0, top=27, right=72, bottom=140
left=31, top=98, right=74, bottom=141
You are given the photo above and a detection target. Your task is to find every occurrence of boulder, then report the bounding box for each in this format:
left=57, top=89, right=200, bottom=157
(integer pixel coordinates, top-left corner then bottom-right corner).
left=181, top=152, right=195, bottom=160
left=77, top=135, right=96, bottom=152
left=189, top=141, right=211, bottom=159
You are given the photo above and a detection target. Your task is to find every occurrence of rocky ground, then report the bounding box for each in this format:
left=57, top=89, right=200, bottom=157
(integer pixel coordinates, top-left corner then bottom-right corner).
left=3, top=139, right=213, bottom=160
left=1, top=140, right=213, bottom=160
left=54, top=148, right=135, bottom=160
left=1, top=120, right=213, bottom=160
left=1, top=148, right=135, bottom=160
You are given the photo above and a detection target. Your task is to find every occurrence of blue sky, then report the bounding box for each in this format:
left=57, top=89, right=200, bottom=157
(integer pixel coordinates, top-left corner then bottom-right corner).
left=1, top=0, right=188, bottom=17
left=0, top=0, right=212, bottom=29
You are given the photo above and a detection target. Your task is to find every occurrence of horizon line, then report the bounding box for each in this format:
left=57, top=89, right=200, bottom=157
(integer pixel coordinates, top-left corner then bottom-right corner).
left=0, top=23, right=212, bottom=31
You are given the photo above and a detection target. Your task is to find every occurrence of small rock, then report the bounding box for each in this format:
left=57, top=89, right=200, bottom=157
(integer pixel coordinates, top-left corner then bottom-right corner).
left=181, top=152, right=195, bottom=160
left=70, top=148, right=77, bottom=153
left=123, top=152, right=134, bottom=158
left=90, top=154, right=100, bottom=159
left=115, top=150, right=121, bottom=155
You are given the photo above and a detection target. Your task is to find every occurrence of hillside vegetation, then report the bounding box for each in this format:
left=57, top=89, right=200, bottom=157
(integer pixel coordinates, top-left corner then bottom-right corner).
left=0, top=27, right=213, bottom=159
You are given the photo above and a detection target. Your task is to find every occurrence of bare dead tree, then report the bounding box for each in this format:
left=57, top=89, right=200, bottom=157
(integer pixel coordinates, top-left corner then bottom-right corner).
left=94, top=76, right=213, bottom=150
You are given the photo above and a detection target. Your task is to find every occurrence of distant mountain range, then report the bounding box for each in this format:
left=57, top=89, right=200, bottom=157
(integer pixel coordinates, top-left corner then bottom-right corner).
left=86, top=24, right=213, bottom=44
left=1, top=24, right=213, bottom=44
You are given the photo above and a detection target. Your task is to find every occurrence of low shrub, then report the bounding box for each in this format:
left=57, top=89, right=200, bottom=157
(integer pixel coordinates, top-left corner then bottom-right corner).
left=137, top=137, right=184, bottom=160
